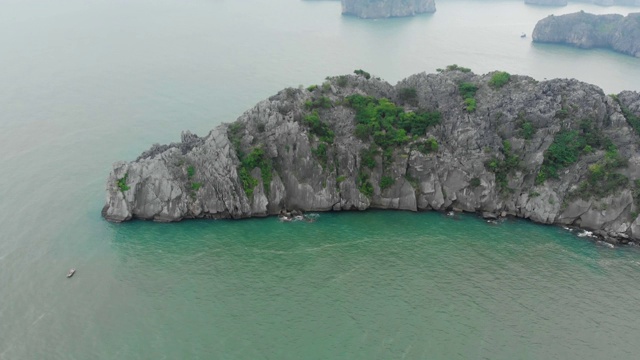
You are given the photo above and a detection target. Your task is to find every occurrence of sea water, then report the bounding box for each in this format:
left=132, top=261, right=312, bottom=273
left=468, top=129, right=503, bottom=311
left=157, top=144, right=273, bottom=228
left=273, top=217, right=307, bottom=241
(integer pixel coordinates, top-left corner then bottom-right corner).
left=1, top=0, right=640, bottom=358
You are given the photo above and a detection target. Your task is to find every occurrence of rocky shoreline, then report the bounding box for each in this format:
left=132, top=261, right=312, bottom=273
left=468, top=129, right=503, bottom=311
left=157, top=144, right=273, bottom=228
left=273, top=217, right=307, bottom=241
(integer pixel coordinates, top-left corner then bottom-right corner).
left=103, top=68, right=640, bottom=245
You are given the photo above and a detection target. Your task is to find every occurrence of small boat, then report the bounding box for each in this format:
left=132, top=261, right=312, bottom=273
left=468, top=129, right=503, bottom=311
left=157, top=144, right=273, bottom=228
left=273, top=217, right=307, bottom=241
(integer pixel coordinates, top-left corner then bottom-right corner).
left=66, top=268, right=76, bottom=278
left=520, top=33, right=527, bottom=38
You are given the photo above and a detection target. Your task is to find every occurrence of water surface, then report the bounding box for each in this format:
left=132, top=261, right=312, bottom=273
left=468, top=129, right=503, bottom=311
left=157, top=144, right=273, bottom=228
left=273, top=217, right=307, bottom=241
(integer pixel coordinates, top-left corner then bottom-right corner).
left=1, top=0, right=640, bottom=358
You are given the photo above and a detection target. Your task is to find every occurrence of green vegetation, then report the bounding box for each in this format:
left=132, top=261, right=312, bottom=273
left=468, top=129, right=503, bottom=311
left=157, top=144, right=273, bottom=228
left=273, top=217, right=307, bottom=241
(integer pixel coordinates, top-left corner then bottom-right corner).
left=555, top=108, right=569, bottom=119
left=303, top=111, right=335, bottom=144
left=464, top=98, right=477, bottom=113
left=470, top=177, right=481, bottom=188
left=485, top=140, right=520, bottom=191
left=237, top=146, right=273, bottom=198
left=302, top=105, right=336, bottom=170
left=229, top=122, right=270, bottom=198
left=187, top=165, right=195, bottom=178
left=304, top=96, right=332, bottom=111
left=336, top=175, right=347, bottom=183
left=116, top=173, right=130, bottom=192
left=306, top=84, right=318, bottom=92
left=357, top=172, right=374, bottom=198
left=360, top=147, right=378, bottom=169
left=238, top=167, right=257, bottom=198
left=536, top=120, right=611, bottom=184
left=354, top=69, right=371, bottom=79
left=345, top=94, right=440, bottom=146
left=380, top=176, right=395, bottom=190
left=345, top=95, right=440, bottom=198
left=414, top=137, right=438, bottom=155
left=322, top=82, right=331, bottom=92
left=442, top=64, right=471, bottom=73
left=568, top=147, right=629, bottom=200
left=228, top=122, right=244, bottom=156
left=355, top=123, right=372, bottom=141
left=458, top=82, right=478, bottom=99
left=459, top=82, right=478, bottom=113
left=489, top=71, right=511, bottom=88
left=519, top=121, right=535, bottom=140
left=312, top=142, right=328, bottom=169
left=186, top=165, right=200, bottom=195
left=337, top=76, right=348, bottom=87
left=398, top=88, right=418, bottom=105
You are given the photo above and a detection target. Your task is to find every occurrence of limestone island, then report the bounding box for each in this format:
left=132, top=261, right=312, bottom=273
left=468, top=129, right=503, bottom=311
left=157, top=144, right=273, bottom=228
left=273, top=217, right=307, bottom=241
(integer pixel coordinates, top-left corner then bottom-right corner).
left=341, top=0, right=436, bottom=19
left=103, top=67, right=640, bottom=245
left=533, top=11, right=640, bottom=58
left=525, top=0, right=640, bottom=6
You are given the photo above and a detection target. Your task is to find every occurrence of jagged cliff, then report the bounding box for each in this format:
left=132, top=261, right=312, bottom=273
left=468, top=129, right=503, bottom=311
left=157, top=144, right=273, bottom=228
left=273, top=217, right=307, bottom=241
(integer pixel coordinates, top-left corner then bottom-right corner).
left=533, top=12, right=640, bottom=58
left=103, top=68, right=640, bottom=244
left=341, top=0, right=435, bottom=19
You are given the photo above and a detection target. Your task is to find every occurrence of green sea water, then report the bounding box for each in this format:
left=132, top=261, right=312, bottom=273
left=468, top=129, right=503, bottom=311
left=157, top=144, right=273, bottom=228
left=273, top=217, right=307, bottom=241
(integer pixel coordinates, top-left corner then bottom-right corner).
left=2, top=0, right=640, bottom=359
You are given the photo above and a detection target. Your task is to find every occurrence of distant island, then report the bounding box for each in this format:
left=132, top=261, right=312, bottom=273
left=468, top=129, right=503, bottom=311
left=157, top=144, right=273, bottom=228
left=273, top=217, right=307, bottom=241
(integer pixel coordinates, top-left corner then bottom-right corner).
left=103, top=67, right=640, bottom=245
left=532, top=12, right=640, bottom=58
left=525, top=0, right=640, bottom=6
left=341, top=0, right=436, bottom=19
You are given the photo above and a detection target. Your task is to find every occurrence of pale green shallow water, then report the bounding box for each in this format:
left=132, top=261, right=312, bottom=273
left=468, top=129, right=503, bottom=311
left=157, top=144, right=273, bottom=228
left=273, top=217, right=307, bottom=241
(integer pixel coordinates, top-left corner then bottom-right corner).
left=2, top=0, right=640, bottom=359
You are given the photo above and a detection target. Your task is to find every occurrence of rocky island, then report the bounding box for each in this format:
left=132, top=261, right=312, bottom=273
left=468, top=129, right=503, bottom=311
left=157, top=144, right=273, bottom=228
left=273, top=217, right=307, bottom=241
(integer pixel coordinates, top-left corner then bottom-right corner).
left=525, top=0, right=640, bottom=5
left=341, top=0, right=436, bottom=19
left=533, top=11, right=640, bottom=58
left=525, top=0, right=568, bottom=6
left=103, top=67, right=640, bottom=244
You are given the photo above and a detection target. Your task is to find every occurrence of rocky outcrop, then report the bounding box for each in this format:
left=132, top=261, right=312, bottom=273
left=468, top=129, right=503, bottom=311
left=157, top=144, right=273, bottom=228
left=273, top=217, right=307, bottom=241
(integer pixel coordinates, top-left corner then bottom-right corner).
left=103, top=69, right=640, bottom=244
left=341, top=0, right=436, bottom=19
left=525, top=0, right=568, bottom=6
left=525, top=0, right=640, bottom=5
left=533, top=12, right=640, bottom=58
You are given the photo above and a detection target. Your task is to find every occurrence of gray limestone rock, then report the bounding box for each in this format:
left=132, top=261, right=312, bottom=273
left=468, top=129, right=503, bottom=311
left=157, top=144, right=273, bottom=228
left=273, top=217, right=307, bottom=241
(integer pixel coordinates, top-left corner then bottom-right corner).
left=533, top=12, right=640, bottom=58
left=525, top=0, right=640, bottom=5
left=341, top=0, right=436, bottom=19
left=102, top=70, right=640, bottom=243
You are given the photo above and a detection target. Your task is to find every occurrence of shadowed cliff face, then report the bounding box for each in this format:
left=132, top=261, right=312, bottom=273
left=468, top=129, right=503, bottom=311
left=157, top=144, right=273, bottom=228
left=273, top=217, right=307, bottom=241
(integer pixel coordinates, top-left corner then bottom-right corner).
left=341, top=0, right=436, bottom=19
left=103, top=70, right=640, bottom=243
left=532, top=12, right=640, bottom=58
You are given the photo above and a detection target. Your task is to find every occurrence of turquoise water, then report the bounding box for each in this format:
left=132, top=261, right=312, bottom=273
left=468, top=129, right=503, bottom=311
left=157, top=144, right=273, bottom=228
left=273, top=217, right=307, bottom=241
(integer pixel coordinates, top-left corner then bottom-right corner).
left=2, top=0, right=640, bottom=358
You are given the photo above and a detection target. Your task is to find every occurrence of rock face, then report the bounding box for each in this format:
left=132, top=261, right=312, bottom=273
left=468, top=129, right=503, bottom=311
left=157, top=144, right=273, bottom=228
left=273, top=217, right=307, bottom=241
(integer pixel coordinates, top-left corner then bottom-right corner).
left=103, top=69, right=640, bottom=243
left=533, top=12, right=640, bottom=58
left=341, top=0, right=436, bottom=19
left=525, top=0, right=640, bottom=5
left=525, top=0, right=568, bottom=6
